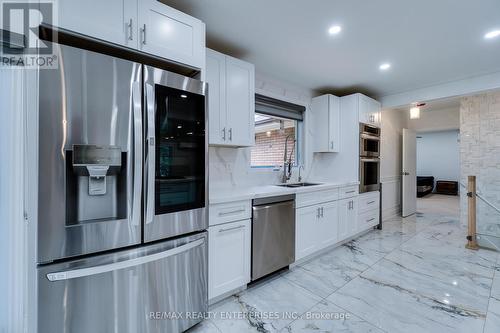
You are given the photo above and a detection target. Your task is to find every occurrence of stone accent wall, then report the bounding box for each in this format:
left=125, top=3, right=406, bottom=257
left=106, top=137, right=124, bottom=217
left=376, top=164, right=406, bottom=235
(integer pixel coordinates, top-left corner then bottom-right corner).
left=460, top=91, right=500, bottom=250
left=251, top=127, right=295, bottom=167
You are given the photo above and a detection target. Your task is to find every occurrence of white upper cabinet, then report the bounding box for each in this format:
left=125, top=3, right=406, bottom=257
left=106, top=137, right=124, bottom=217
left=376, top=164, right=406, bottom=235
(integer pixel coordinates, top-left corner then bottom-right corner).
left=206, top=49, right=255, bottom=147
left=311, top=94, right=340, bottom=152
left=55, top=0, right=205, bottom=70
left=206, top=50, right=226, bottom=145
left=138, top=0, right=205, bottom=69
left=358, top=94, right=381, bottom=127
left=56, top=0, right=138, bottom=48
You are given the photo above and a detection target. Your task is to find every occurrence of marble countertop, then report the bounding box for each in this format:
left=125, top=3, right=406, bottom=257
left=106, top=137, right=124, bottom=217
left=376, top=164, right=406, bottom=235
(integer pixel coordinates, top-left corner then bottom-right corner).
left=209, top=181, right=359, bottom=204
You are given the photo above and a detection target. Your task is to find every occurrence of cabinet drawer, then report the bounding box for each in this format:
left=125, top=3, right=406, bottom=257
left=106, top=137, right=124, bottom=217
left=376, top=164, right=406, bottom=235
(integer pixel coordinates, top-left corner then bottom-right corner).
left=358, top=192, right=380, bottom=213
left=339, top=185, right=358, bottom=199
left=358, top=209, right=379, bottom=232
left=209, top=200, right=251, bottom=226
left=296, top=188, right=339, bottom=208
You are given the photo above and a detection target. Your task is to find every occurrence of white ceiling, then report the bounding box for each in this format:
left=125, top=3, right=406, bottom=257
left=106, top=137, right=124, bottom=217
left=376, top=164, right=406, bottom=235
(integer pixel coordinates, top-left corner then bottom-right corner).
left=161, top=0, right=500, bottom=98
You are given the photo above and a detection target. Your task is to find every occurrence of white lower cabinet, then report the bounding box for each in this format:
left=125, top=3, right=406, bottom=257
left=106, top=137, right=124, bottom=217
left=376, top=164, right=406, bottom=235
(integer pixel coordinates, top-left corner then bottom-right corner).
left=295, top=205, right=321, bottom=261
left=296, top=200, right=340, bottom=261
left=338, top=197, right=359, bottom=241
left=357, top=191, right=380, bottom=232
left=208, top=219, right=251, bottom=300
left=319, top=201, right=339, bottom=247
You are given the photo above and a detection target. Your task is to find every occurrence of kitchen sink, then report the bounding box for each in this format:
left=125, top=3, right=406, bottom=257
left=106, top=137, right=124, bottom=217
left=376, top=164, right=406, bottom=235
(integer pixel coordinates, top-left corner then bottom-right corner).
left=276, top=182, right=323, bottom=188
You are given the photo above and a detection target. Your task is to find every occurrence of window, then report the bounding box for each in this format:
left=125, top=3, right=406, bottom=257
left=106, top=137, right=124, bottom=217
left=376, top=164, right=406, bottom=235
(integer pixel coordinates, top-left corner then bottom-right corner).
left=250, top=94, right=305, bottom=168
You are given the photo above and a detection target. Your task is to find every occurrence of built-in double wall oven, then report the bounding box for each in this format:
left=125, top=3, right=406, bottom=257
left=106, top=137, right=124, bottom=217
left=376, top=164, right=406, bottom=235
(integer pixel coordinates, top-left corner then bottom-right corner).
left=359, top=124, right=380, bottom=193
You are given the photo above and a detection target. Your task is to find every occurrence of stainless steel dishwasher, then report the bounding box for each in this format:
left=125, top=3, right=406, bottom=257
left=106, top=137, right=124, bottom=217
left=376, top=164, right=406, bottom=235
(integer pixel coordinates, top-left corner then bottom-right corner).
left=252, top=194, right=295, bottom=281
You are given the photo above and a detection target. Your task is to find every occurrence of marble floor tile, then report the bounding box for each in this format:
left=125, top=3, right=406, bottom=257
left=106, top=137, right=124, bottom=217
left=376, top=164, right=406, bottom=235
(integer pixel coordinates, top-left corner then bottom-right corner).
left=237, top=276, right=323, bottom=331
left=484, top=297, right=500, bottom=333
left=286, top=244, right=376, bottom=297
left=361, top=257, right=492, bottom=314
left=191, top=205, right=499, bottom=333
left=328, top=275, right=486, bottom=333
left=282, top=299, right=384, bottom=333
left=186, top=319, right=221, bottom=333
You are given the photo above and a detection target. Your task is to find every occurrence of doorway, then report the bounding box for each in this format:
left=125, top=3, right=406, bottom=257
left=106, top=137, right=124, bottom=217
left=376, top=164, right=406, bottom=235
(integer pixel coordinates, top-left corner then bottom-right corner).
left=400, top=98, right=461, bottom=217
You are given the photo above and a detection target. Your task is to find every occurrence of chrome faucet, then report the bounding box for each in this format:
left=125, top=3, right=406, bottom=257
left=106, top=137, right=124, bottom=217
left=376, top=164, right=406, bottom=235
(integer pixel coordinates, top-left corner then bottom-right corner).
left=282, top=135, right=296, bottom=183
left=298, top=165, right=304, bottom=182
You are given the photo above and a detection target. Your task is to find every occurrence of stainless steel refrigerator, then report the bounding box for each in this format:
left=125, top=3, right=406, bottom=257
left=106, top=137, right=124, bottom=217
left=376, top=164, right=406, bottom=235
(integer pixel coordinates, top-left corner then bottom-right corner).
left=37, top=41, right=208, bottom=333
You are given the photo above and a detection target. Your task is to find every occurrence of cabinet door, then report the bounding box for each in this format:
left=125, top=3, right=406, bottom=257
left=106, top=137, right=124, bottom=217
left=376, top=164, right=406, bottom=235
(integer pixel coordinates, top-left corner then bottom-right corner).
left=319, top=201, right=339, bottom=247
left=56, top=0, right=137, bottom=48
left=311, top=95, right=329, bottom=152
left=225, top=56, right=255, bottom=146
left=328, top=95, right=340, bottom=152
left=338, top=197, right=359, bottom=241
left=359, top=94, right=381, bottom=127
left=208, top=220, right=251, bottom=300
left=347, top=198, right=359, bottom=237
left=312, top=94, right=340, bottom=152
left=295, top=205, right=320, bottom=261
left=337, top=198, right=350, bottom=242
left=138, top=0, right=205, bottom=69
left=206, top=49, right=226, bottom=145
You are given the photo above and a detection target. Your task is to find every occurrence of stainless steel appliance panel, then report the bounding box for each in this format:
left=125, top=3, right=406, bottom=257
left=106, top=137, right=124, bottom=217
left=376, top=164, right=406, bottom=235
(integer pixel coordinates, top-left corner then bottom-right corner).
left=252, top=195, right=295, bottom=280
left=143, top=65, right=208, bottom=242
left=38, top=232, right=208, bottom=333
left=359, top=123, right=381, bottom=157
left=360, top=157, right=381, bottom=193
left=38, top=43, right=142, bottom=263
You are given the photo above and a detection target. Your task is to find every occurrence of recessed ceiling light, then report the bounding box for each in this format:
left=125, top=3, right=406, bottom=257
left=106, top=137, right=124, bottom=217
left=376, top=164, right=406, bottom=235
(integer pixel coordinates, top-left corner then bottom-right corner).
left=328, top=25, right=342, bottom=35
left=379, top=63, right=391, bottom=71
left=484, top=30, right=500, bottom=39
left=180, top=94, right=188, bottom=98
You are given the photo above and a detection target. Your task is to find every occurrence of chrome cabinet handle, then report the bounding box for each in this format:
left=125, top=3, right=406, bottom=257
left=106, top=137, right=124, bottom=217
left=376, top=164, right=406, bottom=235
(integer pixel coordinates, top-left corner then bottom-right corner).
left=229, top=128, right=233, bottom=141
left=145, top=83, right=155, bottom=225
left=367, top=200, right=376, bottom=204
left=218, top=225, right=245, bottom=233
left=141, top=24, right=147, bottom=45
left=46, top=238, right=205, bottom=282
left=127, top=18, right=133, bottom=40
left=367, top=218, right=375, bottom=222
left=316, top=208, right=320, bottom=218
left=330, top=141, right=334, bottom=150
left=345, top=190, right=356, bottom=194
left=218, top=209, right=245, bottom=216
left=222, top=127, right=226, bottom=141
left=321, top=207, right=324, bottom=217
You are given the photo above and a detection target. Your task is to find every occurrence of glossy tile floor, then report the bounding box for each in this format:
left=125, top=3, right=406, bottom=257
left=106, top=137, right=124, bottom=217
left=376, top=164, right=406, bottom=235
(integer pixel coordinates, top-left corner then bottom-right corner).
left=190, top=198, right=499, bottom=333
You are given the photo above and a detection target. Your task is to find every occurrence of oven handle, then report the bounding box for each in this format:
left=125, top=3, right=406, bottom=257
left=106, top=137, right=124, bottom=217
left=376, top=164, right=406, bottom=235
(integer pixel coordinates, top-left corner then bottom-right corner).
left=360, top=157, right=380, bottom=163
left=46, top=238, right=205, bottom=282
left=145, top=83, right=155, bottom=225
left=131, top=82, right=143, bottom=226
left=360, top=133, right=380, bottom=141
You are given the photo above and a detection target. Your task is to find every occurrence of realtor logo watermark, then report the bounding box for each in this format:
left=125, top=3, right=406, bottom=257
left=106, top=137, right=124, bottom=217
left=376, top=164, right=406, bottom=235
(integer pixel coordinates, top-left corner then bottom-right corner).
left=1, top=1, right=57, bottom=68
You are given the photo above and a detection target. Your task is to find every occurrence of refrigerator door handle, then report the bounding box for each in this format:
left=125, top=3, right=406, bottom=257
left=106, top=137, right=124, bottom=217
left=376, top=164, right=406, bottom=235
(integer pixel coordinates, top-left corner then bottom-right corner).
left=46, top=238, right=205, bottom=282
left=131, top=82, right=142, bottom=226
left=145, top=83, right=155, bottom=225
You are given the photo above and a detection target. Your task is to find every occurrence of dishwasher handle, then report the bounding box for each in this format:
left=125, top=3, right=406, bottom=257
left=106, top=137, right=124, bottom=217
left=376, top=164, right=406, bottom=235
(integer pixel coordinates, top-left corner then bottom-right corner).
left=252, top=200, right=295, bottom=213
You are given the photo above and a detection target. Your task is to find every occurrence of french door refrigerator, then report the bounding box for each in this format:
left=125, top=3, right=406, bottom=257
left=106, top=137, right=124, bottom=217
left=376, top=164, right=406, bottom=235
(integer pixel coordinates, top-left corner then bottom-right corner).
left=37, top=41, right=208, bottom=333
